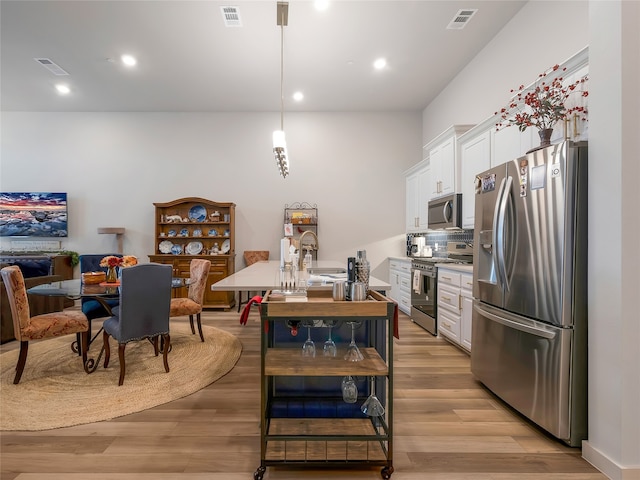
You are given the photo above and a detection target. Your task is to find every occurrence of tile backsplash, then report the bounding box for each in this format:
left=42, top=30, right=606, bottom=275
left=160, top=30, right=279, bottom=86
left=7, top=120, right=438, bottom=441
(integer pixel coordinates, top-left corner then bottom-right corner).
left=406, top=230, right=474, bottom=257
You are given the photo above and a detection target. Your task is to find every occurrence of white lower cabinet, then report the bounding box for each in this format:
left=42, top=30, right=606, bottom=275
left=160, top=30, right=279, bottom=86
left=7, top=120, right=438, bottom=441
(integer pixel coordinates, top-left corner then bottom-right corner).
left=389, top=258, right=411, bottom=315
left=460, top=273, right=473, bottom=352
left=438, top=267, right=473, bottom=352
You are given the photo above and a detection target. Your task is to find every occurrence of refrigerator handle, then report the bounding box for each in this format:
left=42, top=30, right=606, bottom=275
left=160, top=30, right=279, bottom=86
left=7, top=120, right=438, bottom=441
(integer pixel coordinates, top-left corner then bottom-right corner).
left=491, top=177, right=507, bottom=289
left=474, top=303, right=556, bottom=340
left=496, top=175, right=513, bottom=292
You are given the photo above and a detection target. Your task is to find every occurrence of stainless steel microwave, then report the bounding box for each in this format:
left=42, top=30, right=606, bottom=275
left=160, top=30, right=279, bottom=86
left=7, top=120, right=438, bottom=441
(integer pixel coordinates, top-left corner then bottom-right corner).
left=428, top=193, right=462, bottom=229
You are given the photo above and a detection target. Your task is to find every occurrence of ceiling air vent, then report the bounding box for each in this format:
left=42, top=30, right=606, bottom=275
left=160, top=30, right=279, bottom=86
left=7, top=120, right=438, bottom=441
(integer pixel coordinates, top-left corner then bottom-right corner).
left=34, top=58, right=69, bottom=75
left=446, top=9, right=478, bottom=30
left=221, top=6, right=242, bottom=27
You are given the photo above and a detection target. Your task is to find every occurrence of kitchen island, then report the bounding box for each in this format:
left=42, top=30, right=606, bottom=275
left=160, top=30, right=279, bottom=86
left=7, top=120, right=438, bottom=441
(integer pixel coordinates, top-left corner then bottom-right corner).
left=210, top=260, right=390, bottom=293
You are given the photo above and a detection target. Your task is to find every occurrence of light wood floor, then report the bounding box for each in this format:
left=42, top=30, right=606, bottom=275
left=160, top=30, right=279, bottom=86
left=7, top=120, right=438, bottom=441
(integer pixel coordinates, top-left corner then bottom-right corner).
left=1, top=308, right=606, bottom=480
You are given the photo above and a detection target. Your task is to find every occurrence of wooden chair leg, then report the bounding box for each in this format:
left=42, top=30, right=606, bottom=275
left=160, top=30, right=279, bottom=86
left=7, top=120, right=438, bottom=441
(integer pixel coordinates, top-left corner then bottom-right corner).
left=103, top=330, right=111, bottom=368
left=196, top=313, right=204, bottom=342
left=13, top=341, right=29, bottom=384
left=153, top=336, right=159, bottom=356
left=188, top=315, right=195, bottom=334
left=117, top=343, right=126, bottom=386
left=162, top=333, right=170, bottom=373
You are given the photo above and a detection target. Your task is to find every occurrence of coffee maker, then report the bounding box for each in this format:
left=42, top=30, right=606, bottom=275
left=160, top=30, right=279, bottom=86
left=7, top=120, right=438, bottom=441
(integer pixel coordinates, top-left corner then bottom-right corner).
left=410, top=236, right=425, bottom=256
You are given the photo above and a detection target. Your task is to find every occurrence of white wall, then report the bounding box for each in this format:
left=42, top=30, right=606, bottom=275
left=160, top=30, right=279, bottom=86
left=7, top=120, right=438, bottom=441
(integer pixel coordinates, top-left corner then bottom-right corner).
left=420, top=1, right=640, bottom=478
left=583, top=2, right=640, bottom=479
left=421, top=1, right=589, bottom=144
left=0, top=111, right=422, bottom=280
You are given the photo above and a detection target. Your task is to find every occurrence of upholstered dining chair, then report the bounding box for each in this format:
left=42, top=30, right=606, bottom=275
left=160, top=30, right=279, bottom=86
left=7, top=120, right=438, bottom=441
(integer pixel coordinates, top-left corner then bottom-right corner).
left=78, top=253, right=122, bottom=353
left=169, top=259, right=211, bottom=342
left=102, top=263, right=172, bottom=386
left=1, top=265, right=89, bottom=384
left=237, top=250, right=269, bottom=312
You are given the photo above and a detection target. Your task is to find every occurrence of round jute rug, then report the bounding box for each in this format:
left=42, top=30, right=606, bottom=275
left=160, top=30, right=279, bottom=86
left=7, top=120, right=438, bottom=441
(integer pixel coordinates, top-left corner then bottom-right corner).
left=0, top=323, right=242, bottom=431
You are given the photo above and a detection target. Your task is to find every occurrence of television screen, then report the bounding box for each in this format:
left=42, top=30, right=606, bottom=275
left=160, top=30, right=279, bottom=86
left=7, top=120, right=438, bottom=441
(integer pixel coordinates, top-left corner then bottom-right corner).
left=0, top=192, right=68, bottom=237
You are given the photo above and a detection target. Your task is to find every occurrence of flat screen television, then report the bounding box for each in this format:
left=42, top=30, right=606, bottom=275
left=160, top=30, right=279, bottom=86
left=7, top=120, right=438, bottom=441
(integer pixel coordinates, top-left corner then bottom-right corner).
left=0, top=192, right=68, bottom=237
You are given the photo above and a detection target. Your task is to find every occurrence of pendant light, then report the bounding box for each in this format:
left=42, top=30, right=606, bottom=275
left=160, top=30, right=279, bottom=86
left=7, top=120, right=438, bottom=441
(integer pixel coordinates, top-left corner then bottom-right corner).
left=273, top=1, right=289, bottom=178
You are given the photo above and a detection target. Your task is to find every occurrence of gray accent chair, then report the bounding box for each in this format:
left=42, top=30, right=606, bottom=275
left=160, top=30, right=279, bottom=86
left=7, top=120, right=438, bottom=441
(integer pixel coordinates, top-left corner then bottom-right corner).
left=102, top=263, right=172, bottom=386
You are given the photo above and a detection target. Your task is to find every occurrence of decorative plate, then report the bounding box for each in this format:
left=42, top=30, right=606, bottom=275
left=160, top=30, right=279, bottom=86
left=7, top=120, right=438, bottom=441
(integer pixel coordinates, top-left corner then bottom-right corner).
left=221, top=239, right=231, bottom=254
left=159, top=240, right=173, bottom=254
left=185, top=241, right=203, bottom=255
left=171, top=244, right=183, bottom=255
left=192, top=229, right=202, bottom=237
left=208, top=228, right=218, bottom=237
left=167, top=229, right=177, bottom=237
left=179, top=228, right=189, bottom=237
left=188, top=204, right=207, bottom=222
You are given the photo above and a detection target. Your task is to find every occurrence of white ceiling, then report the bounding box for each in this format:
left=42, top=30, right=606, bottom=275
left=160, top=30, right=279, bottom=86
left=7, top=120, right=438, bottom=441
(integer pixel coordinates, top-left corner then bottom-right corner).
left=0, top=0, right=527, bottom=113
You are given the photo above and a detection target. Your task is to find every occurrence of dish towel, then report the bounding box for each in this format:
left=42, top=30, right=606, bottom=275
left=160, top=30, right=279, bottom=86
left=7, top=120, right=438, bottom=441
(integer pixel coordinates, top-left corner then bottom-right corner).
left=240, top=295, right=262, bottom=325
left=413, top=269, right=420, bottom=293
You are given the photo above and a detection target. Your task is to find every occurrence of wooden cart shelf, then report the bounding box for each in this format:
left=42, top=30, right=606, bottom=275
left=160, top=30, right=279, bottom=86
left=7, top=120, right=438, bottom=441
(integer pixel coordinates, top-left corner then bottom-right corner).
left=265, top=347, right=388, bottom=376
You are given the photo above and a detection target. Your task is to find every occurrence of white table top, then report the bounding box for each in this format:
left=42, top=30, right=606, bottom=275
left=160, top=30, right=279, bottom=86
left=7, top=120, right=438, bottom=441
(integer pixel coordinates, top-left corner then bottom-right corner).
left=210, top=260, right=390, bottom=291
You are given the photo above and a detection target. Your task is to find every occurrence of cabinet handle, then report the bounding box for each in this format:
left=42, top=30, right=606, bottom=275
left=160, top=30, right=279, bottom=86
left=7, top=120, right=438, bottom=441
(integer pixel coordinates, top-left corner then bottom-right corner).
left=442, top=295, right=451, bottom=302
left=442, top=275, right=452, bottom=281
left=459, top=295, right=462, bottom=310
left=396, top=274, right=399, bottom=285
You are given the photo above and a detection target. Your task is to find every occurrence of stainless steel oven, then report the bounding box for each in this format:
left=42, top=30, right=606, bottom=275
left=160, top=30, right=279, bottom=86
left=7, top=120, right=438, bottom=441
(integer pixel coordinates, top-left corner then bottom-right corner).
left=410, top=259, right=437, bottom=335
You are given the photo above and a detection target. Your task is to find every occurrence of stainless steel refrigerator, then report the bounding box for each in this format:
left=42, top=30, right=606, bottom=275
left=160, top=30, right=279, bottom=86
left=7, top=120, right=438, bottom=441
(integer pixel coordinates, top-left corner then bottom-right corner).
left=471, top=141, right=588, bottom=447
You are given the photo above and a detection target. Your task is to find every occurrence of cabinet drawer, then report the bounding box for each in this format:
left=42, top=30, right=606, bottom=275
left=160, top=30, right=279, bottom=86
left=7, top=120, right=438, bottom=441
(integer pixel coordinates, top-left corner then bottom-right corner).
left=438, top=284, right=460, bottom=312
left=399, top=293, right=411, bottom=315
left=438, top=308, right=460, bottom=342
left=461, top=273, right=473, bottom=292
left=438, top=269, right=461, bottom=287
left=399, top=260, right=411, bottom=273
left=389, top=259, right=400, bottom=270
left=399, top=273, right=411, bottom=294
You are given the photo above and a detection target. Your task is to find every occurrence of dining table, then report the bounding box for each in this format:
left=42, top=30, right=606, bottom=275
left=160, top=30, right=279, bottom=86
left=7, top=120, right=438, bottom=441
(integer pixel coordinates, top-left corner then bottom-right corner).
left=27, top=277, right=191, bottom=373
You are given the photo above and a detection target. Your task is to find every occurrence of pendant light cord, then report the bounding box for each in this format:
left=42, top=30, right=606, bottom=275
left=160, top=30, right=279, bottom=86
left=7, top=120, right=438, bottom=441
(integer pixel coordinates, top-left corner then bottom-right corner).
left=279, top=10, right=284, bottom=131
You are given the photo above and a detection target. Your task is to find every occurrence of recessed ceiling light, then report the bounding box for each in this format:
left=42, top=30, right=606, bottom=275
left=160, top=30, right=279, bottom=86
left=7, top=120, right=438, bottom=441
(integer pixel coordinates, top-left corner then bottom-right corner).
left=314, top=0, right=329, bottom=11
left=55, top=84, right=70, bottom=95
left=293, top=91, right=304, bottom=102
left=373, top=58, right=387, bottom=70
left=121, top=54, right=137, bottom=67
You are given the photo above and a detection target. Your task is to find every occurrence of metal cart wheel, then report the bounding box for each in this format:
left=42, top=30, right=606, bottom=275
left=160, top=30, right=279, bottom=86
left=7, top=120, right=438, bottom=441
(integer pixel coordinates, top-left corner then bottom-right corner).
left=381, top=465, right=394, bottom=479
left=253, top=466, right=265, bottom=480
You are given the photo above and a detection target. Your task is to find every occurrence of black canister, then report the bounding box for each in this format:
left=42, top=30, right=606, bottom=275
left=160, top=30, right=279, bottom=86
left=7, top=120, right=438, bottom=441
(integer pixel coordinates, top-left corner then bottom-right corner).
left=346, top=256, right=356, bottom=300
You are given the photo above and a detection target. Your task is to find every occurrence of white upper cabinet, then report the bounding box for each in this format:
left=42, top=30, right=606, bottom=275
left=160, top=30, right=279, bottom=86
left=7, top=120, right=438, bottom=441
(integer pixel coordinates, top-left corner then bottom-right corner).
left=423, top=125, right=474, bottom=199
left=459, top=130, right=491, bottom=229
left=405, top=162, right=430, bottom=233
left=492, top=126, right=536, bottom=167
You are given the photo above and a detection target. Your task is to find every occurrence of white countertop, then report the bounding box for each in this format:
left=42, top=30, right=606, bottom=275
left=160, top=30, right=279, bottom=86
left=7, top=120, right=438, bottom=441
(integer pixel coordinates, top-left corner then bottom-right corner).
left=435, top=263, right=473, bottom=273
left=211, top=260, right=390, bottom=291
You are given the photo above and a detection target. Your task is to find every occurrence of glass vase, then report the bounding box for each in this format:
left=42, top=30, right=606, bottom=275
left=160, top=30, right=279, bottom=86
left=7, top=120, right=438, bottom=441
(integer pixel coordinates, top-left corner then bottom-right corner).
left=106, top=266, right=118, bottom=283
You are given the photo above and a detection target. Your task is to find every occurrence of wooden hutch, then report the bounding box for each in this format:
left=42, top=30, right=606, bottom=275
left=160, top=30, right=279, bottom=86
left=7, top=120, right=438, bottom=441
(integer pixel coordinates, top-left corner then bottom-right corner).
left=148, top=197, right=235, bottom=310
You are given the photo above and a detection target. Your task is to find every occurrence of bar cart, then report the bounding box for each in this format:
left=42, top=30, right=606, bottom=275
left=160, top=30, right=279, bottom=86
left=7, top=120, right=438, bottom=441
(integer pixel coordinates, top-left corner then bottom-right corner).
left=255, top=289, right=395, bottom=479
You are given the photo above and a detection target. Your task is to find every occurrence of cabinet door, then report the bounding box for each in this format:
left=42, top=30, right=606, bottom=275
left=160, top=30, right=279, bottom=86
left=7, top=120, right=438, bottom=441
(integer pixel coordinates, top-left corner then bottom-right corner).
left=429, top=137, right=455, bottom=198
left=460, top=131, right=491, bottom=229
left=417, top=165, right=430, bottom=230
left=388, top=267, right=401, bottom=304
left=429, top=145, right=442, bottom=197
left=405, top=173, right=419, bottom=232
left=492, top=127, right=535, bottom=167
left=438, top=137, right=456, bottom=196
left=461, top=294, right=473, bottom=351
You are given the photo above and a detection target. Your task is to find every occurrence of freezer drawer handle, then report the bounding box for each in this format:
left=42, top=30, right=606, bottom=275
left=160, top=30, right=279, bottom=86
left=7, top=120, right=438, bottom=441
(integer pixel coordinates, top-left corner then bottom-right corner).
left=474, top=304, right=556, bottom=340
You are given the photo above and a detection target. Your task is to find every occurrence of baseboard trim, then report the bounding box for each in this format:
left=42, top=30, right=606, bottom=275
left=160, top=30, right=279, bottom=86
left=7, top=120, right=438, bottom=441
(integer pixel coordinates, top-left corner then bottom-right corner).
left=583, top=441, right=640, bottom=480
